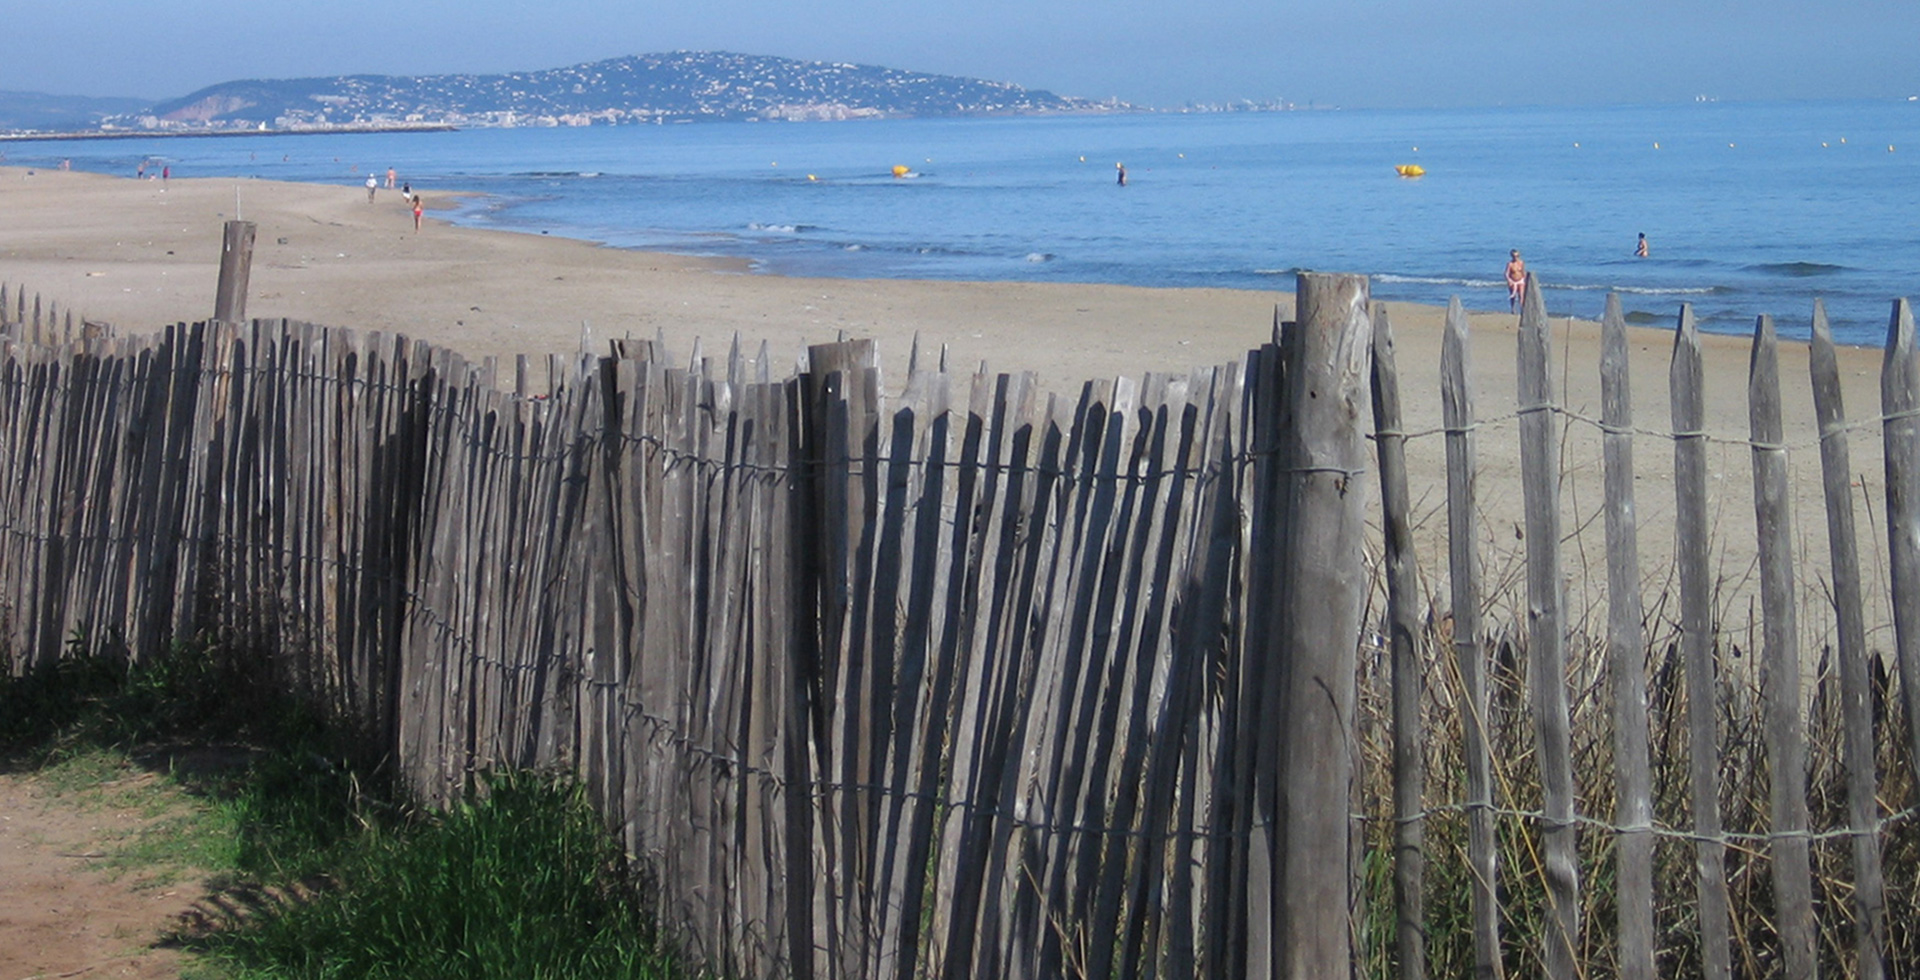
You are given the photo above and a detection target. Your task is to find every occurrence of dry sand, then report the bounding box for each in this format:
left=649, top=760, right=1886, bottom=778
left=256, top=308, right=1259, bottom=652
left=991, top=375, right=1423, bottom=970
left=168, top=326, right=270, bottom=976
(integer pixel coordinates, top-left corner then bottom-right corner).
left=0, top=165, right=1905, bottom=637
left=0, top=167, right=1883, bottom=413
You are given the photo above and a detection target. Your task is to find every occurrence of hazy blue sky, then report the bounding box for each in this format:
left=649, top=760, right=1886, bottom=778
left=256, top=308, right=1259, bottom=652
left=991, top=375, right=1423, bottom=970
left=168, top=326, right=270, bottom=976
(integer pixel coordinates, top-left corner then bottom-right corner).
left=8, top=0, right=1919, bottom=109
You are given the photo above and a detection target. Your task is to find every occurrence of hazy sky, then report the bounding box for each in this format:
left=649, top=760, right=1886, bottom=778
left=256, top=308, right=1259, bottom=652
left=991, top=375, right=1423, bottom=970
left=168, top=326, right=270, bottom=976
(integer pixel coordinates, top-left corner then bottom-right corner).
left=8, top=0, right=1919, bottom=109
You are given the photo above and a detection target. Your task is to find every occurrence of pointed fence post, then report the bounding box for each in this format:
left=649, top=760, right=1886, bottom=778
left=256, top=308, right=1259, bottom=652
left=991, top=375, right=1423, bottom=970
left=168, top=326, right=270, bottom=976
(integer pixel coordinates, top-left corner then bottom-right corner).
left=1809, top=299, right=1889, bottom=980
left=1515, top=272, right=1578, bottom=980
left=1599, top=293, right=1656, bottom=980
left=1671, top=303, right=1733, bottom=980
left=1371, top=301, right=1426, bottom=980
left=1440, top=296, right=1502, bottom=980
left=1746, top=313, right=1817, bottom=978
left=1882, top=298, right=1920, bottom=834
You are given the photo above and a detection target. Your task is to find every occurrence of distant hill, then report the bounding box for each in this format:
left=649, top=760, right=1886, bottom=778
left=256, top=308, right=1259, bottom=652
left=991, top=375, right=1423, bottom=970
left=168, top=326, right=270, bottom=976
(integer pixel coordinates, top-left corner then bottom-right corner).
left=107, top=52, right=1129, bottom=132
left=0, top=91, right=149, bottom=132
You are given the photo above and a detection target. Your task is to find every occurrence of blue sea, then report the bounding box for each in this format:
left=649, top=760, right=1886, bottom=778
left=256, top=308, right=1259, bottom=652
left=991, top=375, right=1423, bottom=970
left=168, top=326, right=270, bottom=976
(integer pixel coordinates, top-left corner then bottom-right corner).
left=9, top=99, right=1919, bottom=345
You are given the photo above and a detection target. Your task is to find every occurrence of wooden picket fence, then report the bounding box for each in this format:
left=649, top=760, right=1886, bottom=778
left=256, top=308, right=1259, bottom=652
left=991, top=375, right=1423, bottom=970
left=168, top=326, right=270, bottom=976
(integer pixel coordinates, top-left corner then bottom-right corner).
left=4, top=269, right=1920, bottom=979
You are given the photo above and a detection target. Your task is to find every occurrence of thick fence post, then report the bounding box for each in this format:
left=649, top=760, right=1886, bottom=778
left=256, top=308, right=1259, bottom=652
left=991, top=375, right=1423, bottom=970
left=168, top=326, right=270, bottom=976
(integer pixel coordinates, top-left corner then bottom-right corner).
left=212, top=220, right=256, bottom=325
left=1271, top=271, right=1372, bottom=979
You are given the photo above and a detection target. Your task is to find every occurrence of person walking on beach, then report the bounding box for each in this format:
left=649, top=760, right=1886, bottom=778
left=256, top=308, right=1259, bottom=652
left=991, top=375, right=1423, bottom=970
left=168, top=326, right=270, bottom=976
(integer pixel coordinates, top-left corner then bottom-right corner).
left=412, top=194, right=425, bottom=232
left=386, top=167, right=397, bottom=189
left=1635, top=232, right=1649, bottom=257
left=366, top=174, right=378, bottom=203
left=1506, top=249, right=1527, bottom=312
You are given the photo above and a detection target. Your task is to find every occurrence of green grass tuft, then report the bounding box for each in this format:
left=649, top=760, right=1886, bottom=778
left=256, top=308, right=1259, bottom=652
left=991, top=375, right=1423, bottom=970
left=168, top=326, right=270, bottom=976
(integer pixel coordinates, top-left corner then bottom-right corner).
left=197, top=770, right=684, bottom=980
left=4, top=642, right=698, bottom=980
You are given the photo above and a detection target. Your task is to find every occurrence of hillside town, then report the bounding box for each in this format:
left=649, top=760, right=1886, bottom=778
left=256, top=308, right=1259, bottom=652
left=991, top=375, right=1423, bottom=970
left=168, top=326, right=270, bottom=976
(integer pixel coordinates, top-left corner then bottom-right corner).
left=88, top=51, right=1133, bottom=133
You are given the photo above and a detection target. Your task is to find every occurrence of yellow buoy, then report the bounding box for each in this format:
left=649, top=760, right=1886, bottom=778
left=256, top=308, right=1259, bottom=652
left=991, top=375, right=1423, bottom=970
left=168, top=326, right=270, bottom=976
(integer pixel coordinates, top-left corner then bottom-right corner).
left=891, top=164, right=910, bottom=178
left=1395, top=164, right=1425, bottom=177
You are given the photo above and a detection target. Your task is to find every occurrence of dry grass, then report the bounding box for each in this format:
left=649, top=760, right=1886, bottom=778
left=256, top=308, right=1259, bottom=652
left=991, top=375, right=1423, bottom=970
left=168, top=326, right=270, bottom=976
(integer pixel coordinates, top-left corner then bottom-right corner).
left=1351, top=556, right=1920, bottom=979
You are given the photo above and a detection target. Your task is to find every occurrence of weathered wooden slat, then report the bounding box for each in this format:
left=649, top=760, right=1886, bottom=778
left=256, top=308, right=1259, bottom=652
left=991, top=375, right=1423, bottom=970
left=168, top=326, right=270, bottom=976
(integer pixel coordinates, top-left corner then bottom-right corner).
left=693, top=370, right=748, bottom=974
left=1080, top=372, right=1175, bottom=980
left=1032, top=376, right=1134, bottom=977
left=780, top=366, right=821, bottom=980
left=1808, top=299, right=1889, bottom=980
left=625, top=358, right=670, bottom=865
left=1370, top=301, right=1427, bottom=980
left=1227, top=334, right=1285, bottom=980
left=806, top=340, right=884, bottom=979
left=866, top=359, right=950, bottom=980
left=1107, top=373, right=1205, bottom=980
left=948, top=370, right=1053, bottom=979
left=744, top=371, right=795, bottom=976
left=1882, top=298, right=1920, bottom=806
left=1599, top=293, right=1656, bottom=980
left=983, top=388, right=1078, bottom=980
left=998, top=383, right=1096, bottom=980
left=922, top=366, right=1008, bottom=976
left=1672, top=303, right=1733, bottom=980
left=1746, top=313, right=1818, bottom=978
left=1134, top=363, right=1240, bottom=980
left=1517, top=273, right=1579, bottom=980
left=1440, top=296, right=1502, bottom=980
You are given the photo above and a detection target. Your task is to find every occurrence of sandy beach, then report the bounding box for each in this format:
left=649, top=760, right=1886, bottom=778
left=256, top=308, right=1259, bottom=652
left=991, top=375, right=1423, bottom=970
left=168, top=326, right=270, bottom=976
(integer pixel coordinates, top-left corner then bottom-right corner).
left=1, top=166, right=1903, bottom=633
left=0, top=167, right=1885, bottom=410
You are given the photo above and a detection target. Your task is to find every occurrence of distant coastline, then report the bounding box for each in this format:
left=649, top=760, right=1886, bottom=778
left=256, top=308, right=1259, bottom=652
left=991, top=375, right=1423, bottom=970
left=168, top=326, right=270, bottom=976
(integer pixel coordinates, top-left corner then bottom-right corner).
left=0, top=51, right=1142, bottom=137
left=0, top=123, right=457, bottom=142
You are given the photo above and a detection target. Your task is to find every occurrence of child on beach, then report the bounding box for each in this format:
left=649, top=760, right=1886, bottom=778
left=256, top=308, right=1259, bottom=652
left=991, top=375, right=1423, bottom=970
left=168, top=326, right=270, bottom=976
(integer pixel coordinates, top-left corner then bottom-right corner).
left=413, top=194, right=425, bottom=232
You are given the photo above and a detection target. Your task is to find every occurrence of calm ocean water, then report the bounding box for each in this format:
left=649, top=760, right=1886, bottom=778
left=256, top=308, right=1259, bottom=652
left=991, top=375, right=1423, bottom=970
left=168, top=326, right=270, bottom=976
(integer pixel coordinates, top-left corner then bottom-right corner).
left=11, top=100, right=1919, bottom=344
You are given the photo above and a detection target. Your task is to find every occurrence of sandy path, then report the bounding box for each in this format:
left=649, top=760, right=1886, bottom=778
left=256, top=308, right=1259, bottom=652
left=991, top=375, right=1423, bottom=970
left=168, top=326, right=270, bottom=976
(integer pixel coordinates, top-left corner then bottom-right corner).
left=0, top=768, right=203, bottom=980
